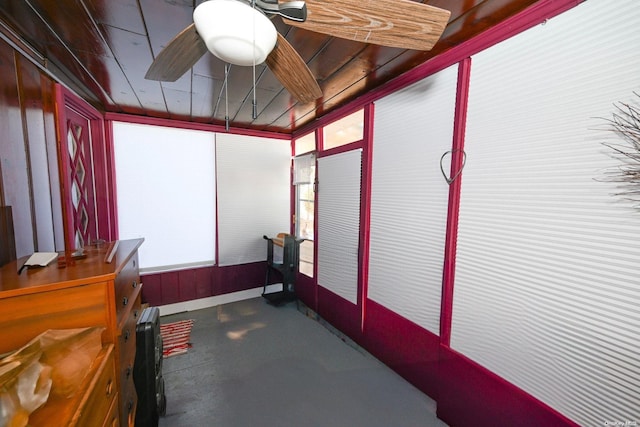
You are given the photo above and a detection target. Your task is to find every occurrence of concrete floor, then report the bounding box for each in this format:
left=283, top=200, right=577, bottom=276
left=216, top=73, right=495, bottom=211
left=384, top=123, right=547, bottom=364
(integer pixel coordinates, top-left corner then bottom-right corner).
left=157, top=297, right=448, bottom=427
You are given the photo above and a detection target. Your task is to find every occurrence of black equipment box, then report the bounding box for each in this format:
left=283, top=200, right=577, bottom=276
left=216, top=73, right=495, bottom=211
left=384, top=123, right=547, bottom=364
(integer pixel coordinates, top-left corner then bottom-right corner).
left=134, top=306, right=166, bottom=427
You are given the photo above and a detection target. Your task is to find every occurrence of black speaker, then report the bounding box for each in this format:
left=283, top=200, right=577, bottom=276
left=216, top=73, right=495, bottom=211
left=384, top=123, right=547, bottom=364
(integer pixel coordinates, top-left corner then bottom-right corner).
left=134, top=307, right=166, bottom=427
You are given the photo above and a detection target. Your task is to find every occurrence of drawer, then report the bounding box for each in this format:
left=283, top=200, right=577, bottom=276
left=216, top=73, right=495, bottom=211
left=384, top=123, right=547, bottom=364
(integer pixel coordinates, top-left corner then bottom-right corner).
left=119, top=382, right=138, bottom=427
left=118, top=292, right=140, bottom=386
left=117, top=291, right=140, bottom=427
left=0, top=282, right=109, bottom=354
left=114, top=252, right=140, bottom=324
left=118, top=289, right=141, bottom=362
left=74, top=345, right=117, bottom=427
left=102, top=392, right=120, bottom=427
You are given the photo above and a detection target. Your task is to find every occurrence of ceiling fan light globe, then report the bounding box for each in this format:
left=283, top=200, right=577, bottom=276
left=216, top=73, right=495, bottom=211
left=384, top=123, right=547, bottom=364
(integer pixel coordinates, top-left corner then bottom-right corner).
left=193, top=0, right=277, bottom=66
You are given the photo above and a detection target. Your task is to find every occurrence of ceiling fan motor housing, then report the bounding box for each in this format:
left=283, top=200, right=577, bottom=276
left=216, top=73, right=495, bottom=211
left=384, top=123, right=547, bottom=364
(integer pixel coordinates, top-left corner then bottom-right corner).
left=193, top=0, right=278, bottom=66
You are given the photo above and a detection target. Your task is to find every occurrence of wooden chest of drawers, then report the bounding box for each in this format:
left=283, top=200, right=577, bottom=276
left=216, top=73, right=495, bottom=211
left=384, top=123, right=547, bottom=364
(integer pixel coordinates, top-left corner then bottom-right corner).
left=0, top=238, right=144, bottom=427
left=29, top=344, right=118, bottom=426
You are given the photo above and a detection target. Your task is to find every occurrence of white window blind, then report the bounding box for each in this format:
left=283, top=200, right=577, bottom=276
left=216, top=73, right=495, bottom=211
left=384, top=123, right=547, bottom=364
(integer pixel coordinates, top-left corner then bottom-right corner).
left=293, top=153, right=315, bottom=185
left=113, top=122, right=216, bottom=270
left=451, top=1, right=640, bottom=425
left=317, top=149, right=362, bottom=304
left=216, top=133, right=291, bottom=266
left=368, top=65, right=457, bottom=334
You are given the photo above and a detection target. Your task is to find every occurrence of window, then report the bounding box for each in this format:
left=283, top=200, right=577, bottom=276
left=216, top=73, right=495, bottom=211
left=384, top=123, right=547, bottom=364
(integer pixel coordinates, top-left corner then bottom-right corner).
left=322, top=109, right=364, bottom=150
left=293, top=153, right=316, bottom=277
left=113, top=122, right=216, bottom=271
left=294, top=131, right=316, bottom=155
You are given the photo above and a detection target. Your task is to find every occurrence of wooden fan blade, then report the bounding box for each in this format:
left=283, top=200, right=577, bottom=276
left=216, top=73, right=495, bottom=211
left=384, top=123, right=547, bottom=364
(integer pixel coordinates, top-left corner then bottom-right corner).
left=145, top=23, right=208, bottom=81
left=265, top=33, right=322, bottom=104
left=282, top=0, right=451, bottom=51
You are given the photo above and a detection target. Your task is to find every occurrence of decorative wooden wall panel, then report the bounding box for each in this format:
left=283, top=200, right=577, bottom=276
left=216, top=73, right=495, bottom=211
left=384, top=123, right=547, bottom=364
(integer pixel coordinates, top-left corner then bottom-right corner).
left=0, top=39, right=61, bottom=257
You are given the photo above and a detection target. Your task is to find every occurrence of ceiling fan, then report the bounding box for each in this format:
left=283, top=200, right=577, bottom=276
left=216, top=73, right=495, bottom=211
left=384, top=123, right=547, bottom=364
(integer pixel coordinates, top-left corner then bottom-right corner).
left=145, top=0, right=451, bottom=104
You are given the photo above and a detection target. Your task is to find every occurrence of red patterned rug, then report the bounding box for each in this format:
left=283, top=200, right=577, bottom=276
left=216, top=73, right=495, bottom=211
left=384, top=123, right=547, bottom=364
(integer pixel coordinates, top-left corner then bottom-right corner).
left=160, top=319, right=195, bottom=358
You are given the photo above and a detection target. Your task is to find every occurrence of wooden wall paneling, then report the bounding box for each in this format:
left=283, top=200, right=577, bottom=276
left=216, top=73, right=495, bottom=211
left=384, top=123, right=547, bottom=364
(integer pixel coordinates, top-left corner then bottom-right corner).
left=194, top=266, right=215, bottom=299
left=177, top=268, right=198, bottom=302
left=0, top=39, right=13, bottom=205
left=16, top=55, right=57, bottom=251
left=215, top=262, right=266, bottom=295
left=0, top=206, right=16, bottom=265
left=0, top=1, right=50, bottom=60
left=160, top=270, right=180, bottom=304
left=141, top=263, right=269, bottom=306
left=41, top=67, right=65, bottom=251
left=139, top=273, right=163, bottom=306
left=23, top=0, right=132, bottom=108
left=0, top=0, right=112, bottom=108
left=141, top=266, right=215, bottom=306
left=29, top=0, right=105, bottom=56
left=0, top=44, right=34, bottom=258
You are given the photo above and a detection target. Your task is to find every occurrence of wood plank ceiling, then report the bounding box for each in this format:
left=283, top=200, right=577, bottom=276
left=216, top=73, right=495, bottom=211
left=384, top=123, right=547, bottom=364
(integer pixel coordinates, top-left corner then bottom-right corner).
left=0, top=0, right=539, bottom=134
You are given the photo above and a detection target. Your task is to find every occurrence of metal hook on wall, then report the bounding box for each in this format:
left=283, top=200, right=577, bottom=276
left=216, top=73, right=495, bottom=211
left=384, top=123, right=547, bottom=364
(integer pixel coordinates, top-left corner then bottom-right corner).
left=440, top=149, right=467, bottom=185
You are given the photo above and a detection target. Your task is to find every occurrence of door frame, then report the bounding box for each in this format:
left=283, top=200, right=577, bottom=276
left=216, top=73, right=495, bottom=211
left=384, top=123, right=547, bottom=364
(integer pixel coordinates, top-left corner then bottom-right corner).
left=54, top=84, right=117, bottom=250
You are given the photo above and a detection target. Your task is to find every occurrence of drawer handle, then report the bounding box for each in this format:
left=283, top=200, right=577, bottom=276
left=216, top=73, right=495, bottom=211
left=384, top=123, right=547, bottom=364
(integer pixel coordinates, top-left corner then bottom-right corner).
left=124, top=329, right=130, bottom=342
left=122, top=296, right=129, bottom=306
left=127, top=399, right=134, bottom=413
left=134, top=309, right=140, bottom=319
left=105, top=379, right=113, bottom=397
left=126, top=365, right=132, bottom=379
left=132, top=280, right=137, bottom=289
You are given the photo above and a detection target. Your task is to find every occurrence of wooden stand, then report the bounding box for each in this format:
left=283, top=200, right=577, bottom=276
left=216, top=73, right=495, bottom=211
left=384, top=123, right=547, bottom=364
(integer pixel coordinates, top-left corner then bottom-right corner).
left=262, top=233, right=303, bottom=305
